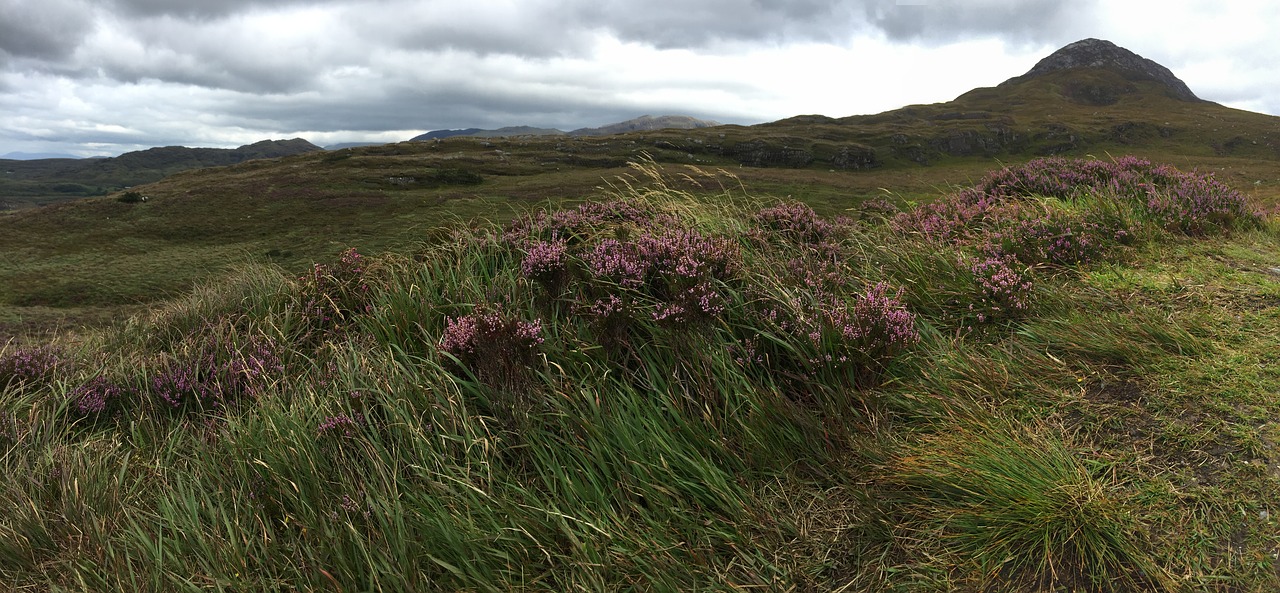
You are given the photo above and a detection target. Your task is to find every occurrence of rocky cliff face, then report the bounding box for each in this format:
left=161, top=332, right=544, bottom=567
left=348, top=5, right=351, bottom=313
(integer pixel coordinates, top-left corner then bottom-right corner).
left=1012, top=38, right=1200, bottom=102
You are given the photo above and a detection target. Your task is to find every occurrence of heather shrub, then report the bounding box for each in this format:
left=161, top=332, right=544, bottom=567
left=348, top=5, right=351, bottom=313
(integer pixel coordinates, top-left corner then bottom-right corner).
left=293, top=247, right=373, bottom=341
left=988, top=209, right=1114, bottom=267
left=503, top=198, right=672, bottom=246
left=746, top=283, right=919, bottom=390
left=438, top=305, right=544, bottom=392
left=151, top=331, right=283, bottom=413
left=752, top=202, right=837, bottom=245
left=584, top=238, right=647, bottom=289
left=68, top=375, right=130, bottom=419
left=317, top=413, right=366, bottom=442
left=1141, top=168, right=1255, bottom=235
left=519, top=237, right=570, bottom=295
left=890, top=188, right=1003, bottom=243
left=967, top=254, right=1034, bottom=323
left=809, top=283, right=919, bottom=387
left=633, top=229, right=741, bottom=324
left=894, top=156, right=1259, bottom=244
left=0, top=345, right=64, bottom=390
left=573, top=293, right=633, bottom=350
left=576, top=228, right=742, bottom=327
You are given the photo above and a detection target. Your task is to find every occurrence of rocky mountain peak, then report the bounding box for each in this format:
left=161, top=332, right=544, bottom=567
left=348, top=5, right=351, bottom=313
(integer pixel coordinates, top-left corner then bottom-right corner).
left=1019, top=38, right=1200, bottom=102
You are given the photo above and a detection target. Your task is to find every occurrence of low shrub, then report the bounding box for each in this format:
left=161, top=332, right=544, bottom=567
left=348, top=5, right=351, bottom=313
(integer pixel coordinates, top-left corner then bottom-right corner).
left=967, top=254, right=1035, bottom=323
left=151, top=331, right=283, bottom=414
left=68, top=375, right=129, bottom=419
left=0, top=345, right=64, bottom=389
left=293, top=248, right=373, bottom=341
left=439, top=305, right=544, bottom=392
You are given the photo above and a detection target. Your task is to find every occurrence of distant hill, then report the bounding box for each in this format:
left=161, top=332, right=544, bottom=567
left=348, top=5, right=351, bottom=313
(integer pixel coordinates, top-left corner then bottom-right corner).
left=569, top=115, right=720, bottom=136
left=412, top=126, right=565, bottom=141
left=324, top=142, right=386, bottom=150
left=410, top=115, right=719, bottom=142
left=640, top=37, right=1280, bottom=168
left=0, top=138, right=323, bottom=202
left=1002, top=38, right=1201, bottom=103
left=1, top=152, right=83, bottom=160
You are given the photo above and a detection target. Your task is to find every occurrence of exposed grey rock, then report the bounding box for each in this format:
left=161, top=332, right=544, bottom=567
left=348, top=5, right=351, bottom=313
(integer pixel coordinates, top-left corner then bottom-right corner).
left=729, top=140, right=813, bottom=167
left=831, top=145, right=879, bottom=169
left=1013, top=38, right=1200, bottom=102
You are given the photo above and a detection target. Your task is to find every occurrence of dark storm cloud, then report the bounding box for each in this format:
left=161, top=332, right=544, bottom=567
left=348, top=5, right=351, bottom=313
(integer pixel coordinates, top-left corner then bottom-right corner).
left=0, top=0, right=1085, bottom=93
left=0, top=0, right=96, bottom=60
left=863, top=0, right=1093, bottom=44
left=107, top=0, right=344, bottom=20
left=572, top=0, right=860, bottom=48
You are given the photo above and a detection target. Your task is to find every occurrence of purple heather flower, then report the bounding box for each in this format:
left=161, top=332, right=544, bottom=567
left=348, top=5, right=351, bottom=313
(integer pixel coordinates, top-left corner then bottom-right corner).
left=754, top=202, right=836, bottom=244
left=69, top=375, right=127, bottom=417
left=0, top=346, right=63, bottom=387
left=318, top=413, right=364, bottom=438
left=439, top=305, right=545, bottom=387
left=520, top=238, right=569, bottom=284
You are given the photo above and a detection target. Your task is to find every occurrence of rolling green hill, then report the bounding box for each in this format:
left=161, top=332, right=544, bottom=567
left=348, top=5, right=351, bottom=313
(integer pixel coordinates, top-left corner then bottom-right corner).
left=0, top=138, right=322, bottom=209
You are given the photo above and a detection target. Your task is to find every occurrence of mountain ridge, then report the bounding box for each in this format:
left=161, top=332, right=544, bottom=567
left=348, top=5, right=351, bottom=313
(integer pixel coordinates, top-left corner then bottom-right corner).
left=409, top=115, right=721, bottom=142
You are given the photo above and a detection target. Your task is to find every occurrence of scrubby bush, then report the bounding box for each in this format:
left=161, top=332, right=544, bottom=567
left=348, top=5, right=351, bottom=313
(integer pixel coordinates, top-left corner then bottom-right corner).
left=293, top=247, right=373, bottom=341
left=752, top=202, right=838, bottom=245
left=894, top=156, right=1259, bottom=245
left=0, top=345, right=64, bottom=389
left=116, top=191, right=146, bottom=203
left=967, top=254, right=1035, bottom=323
left=439, top=305, right=544, bottom=392
left=151, top=331, right=282, bottom=414
left=68, top=375, right=129, bottom=418
left=519, top=237, right=570, bottom=295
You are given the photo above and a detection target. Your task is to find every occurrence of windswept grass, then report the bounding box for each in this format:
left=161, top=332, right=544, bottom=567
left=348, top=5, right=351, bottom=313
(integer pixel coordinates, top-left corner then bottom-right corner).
left=1, top=156, right=1277, bottom=591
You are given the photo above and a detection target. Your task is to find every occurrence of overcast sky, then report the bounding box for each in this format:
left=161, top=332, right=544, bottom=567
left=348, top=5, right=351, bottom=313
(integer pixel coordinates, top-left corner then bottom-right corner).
left=2, top=0, right=1278, bottom=157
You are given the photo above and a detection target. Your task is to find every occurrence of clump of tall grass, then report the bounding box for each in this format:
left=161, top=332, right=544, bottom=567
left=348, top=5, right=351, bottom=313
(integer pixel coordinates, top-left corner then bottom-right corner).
left=887, top=415, right=1165, bottom=590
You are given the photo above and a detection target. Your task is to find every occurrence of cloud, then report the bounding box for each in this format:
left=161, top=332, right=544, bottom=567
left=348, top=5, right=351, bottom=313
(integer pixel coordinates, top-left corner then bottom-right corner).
left=573, top=0, right=861, bottom=49
left=0, top=0, right=97, bottom=61
left=106, top=0, right=344, bottom=20
left=862, top=0, right=1094, bottom=45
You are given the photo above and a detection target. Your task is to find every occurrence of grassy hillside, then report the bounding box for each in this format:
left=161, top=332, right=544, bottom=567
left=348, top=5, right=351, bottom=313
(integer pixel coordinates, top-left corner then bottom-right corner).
left=1, top=157, right=1277, bottom=590
left=0, top=139, right=322, bottom=209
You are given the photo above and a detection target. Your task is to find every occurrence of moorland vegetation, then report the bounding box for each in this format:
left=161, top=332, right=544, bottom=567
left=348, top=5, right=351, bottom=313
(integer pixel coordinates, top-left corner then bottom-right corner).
left=2, top=155, right=1278, bottom=591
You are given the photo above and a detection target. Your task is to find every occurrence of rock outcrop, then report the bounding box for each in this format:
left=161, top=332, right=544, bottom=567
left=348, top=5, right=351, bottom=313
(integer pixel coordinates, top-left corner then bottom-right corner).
left=1007, top=38, right=1200, bottom=102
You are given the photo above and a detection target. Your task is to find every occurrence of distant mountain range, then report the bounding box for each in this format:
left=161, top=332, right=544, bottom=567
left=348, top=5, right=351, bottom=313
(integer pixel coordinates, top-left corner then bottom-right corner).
left=1, top=139, right=322, bottom=201
left=410, top=115, right=721, bottom=142
left=1, top=152, right=85, bottom=160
